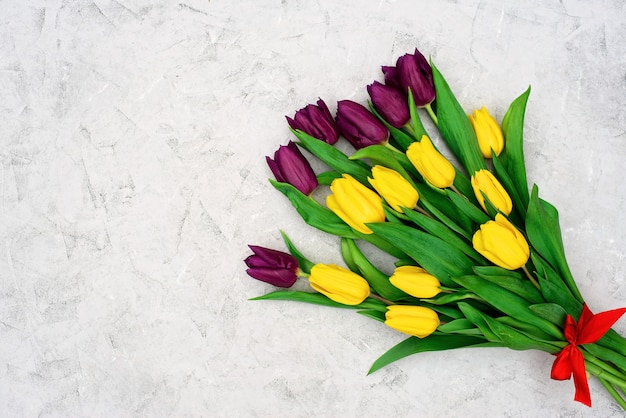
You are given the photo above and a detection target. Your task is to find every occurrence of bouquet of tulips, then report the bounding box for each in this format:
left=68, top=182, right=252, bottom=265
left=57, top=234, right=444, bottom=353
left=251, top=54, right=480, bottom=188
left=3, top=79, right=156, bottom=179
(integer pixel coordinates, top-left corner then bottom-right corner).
left=244, top=48, right=626, bottom=408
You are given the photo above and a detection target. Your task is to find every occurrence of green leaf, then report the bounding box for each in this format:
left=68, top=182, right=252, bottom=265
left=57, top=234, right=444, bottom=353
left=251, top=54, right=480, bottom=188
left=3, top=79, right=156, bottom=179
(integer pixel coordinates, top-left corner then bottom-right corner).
left=407, top=88, right=429, bottom=141
left=418, top=185, right=475, bottom=237
left=458, top=302, right=501, bottom=342
left=491, top=152, right=526, bottom=220
left=270, top=180, right=356, bottom=238
left=357, top=309, right=386, bottom=322
left=453, top=275, right=564, bottom=339
left=422, top=290, right=479, bottom=305
left=437, top=318, right=482, bottom=335
left=526, top=185, right=583, bottom=302
left=431, top=62, right=486, bottom=175
left=402, top=208, right=485, bottom=264
left=445, top=189, right=490, bottom=225
left=341, top=238, right=407, bottom=301
left=479, top=312, right=560, bottom=352
left=251, top=290, right=387, bottom=312
left=531, top=252, right=581, bottom=316
left=368, top=334, right=494, bottom=374
left=529, top=303, right=568, bottom=326
left=293, top=129, right=371, bottom=184
left=280, top=231, right=315, bottom=274
left=367, top=222, right=475, bottom=287
left=473, top=266, right=544, bottom=305
left=316, top=171, right=342, bottom=186
left=500, top=87, right=531, bottom=208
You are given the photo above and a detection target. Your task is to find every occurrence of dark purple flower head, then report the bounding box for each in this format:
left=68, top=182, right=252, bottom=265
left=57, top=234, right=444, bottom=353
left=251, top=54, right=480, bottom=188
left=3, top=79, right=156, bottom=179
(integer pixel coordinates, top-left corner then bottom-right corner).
left=367, top=81, right=410, bottom=129
left=335, top=100, right=389, bottom=149
left=245, top=245, right=299, bottom=288
left=286, top=99, right=339, bottom=145
left=266, top=141, right=318, bottom=195
left=381, top=66, right=401, bottom=90
left=395, top=48, right=435, bottom=107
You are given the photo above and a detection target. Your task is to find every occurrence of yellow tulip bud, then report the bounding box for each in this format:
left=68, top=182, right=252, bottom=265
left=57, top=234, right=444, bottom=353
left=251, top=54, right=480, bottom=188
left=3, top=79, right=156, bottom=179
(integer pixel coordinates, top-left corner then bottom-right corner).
left=368, top=165, right=419, bottom=213
left=471, top=169, right=513, bottom=215
left=308, top=264, right=370, bottom=305
left=385, top=305, right=439, bottom=338
left=468, top=107, right=504, bottom=158
left=472, top=214, right=530, bottom=270
left=326, top=174, right=385, bottom=234
left=406, top=135, right=456, bottom=188
left=389, top=266, right=441, bottom=298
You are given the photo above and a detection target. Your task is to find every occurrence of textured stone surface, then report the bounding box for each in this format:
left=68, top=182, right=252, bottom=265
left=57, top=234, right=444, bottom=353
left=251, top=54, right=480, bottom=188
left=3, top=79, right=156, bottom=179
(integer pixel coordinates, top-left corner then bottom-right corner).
left=1, top=0, right=625, bottom=416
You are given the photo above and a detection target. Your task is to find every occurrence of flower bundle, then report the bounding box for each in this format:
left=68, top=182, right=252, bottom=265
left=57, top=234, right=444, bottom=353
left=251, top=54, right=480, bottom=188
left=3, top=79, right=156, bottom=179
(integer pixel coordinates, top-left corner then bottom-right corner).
left=246, top=48, right=626, bottom=408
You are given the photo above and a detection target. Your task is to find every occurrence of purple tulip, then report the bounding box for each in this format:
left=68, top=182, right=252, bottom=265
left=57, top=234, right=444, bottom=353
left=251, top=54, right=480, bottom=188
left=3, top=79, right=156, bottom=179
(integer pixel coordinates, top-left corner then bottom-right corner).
left=367, top=81, right=410, bottom=128
left=395, top=48, right=435, bottom=107
left=286, top=99, right=340, bottom=145
left=266, top=141, right=318, bottom=195
left=245, top=245, right=299, bottom=288
left=381, top=66, right=401, bottom=90
left=335, top=100, right=389, bottom=149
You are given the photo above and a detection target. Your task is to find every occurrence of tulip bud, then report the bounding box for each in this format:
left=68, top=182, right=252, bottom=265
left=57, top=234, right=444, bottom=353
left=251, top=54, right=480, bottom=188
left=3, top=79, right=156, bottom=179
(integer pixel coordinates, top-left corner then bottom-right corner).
left=389, top=266, right=441, bottom=298
left=406, top=135, right=456, bottom=188
left=472, top=214, right=530, bottom=270
left=308, top=263, right=370, bottom=305
left=468, top=107, right=504, bottom=158
left=385, top=305, right=439, bottom=338
left=367, top=81, right=410, bottom=128
left=471, top=169, right=513, bottom=215
left=335, top=100, right=389, bottom=149
left=326, top=174, right=385, bottom=234
left=266, top=141, right=318, bottom=195
left=286, top=98, right=340, bottom=145
left=381, top=65, right=401, bottom=90
left=245, top=245, right=299, bottom=288
left=368, top=165, right=418, bottom=213
left=395, top=48, right=436, bottom=107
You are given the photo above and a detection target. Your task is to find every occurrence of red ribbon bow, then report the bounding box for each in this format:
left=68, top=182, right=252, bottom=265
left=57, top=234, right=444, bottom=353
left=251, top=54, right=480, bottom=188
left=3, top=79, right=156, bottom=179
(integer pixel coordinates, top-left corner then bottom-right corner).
left=551, top=303, right=626, bottom=407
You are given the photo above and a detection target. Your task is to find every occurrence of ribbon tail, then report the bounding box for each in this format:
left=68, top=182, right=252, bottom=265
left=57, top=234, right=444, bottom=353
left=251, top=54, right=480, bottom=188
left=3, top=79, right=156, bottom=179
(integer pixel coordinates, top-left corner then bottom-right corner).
left=551, top=345, right=574, bottom=381
left=570, top=346, right=592, bottom=407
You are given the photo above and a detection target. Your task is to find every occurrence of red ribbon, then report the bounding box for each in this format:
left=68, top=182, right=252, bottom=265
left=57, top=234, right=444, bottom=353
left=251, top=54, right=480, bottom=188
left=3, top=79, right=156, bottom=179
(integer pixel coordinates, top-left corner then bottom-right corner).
left=551, top=303, right=626, bottom=407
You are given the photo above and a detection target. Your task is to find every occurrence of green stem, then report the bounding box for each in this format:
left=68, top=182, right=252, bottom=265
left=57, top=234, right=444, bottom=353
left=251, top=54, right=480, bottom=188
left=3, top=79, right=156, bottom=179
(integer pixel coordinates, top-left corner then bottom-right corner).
left=597, top=377, right=626, bottom=410
left=586, top=361, right=626, bottom=393
left=425, top=103, right=438, bottom=126
left=369, top=293, right=393, bottom=306
left=521, top=265, right=541, bottom=291
left=383, top=141, right=404, bottom=154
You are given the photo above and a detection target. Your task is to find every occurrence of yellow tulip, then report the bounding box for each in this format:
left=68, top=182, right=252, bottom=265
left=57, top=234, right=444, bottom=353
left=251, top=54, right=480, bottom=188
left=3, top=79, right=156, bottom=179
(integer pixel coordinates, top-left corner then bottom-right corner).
left=472, top=214, right=530, bottom=270
left=468, top=107, right=504, bottom=158
left=326, top=174, right=385, bottom=234
left=385, top=305, right=439, bottom=338
left=308, top=264, right=370, bottom=305
left=368, top=165, right=419, bottom=213
left=389, top=266, right=441, bottom=298
left=406, top=135, right=456, bottom=188
left=471, top=169, right=513, bottom=215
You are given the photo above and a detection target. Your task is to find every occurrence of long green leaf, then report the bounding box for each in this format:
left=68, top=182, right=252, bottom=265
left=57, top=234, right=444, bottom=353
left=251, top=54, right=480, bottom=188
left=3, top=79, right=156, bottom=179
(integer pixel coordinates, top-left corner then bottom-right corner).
left=251, top=290, right=387, bottom=312
left=368, top=334, right=494, bottom=374
left=454, top=275, right=564, bottom=339
left=500, top=87, right=531, bottom=208
left=293, top=129, right=371, bottom=184
left=431, top=62, right=486, bottom=175
left=526, top=185, right=583, bottom=302
left=473, top=266, right=544, bottom=305
left=280, top=231, right=315, bottom=274
left=368, top=222, right=474, bottom=287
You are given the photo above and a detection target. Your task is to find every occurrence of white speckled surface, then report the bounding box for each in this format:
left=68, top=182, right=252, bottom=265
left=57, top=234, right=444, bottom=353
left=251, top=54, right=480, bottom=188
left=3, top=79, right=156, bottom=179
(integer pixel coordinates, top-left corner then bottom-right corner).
left=1, top=0, right=625, bottom=416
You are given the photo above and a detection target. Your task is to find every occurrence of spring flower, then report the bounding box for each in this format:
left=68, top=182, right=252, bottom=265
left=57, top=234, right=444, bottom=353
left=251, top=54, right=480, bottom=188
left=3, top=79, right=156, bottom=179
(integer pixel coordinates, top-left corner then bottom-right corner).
left=385, top=305, right=440, bottom=338
left=471, top=169, right=513, bottom=215
left=395, top=48, right=436, bottom=107
left=335, top=100, right=389, bottom=149
left=381, top=65, right=401, bottom=90
left=267, top=141, right=318, bottom=195
left=367, top=81, right=410, bottom=128
left=468, top=107, right=504, bottom=158
left=326, top=174, right=385, bottom=234
left=286, top=98, right=340, bottom=145
left=245, top=246, right=299, bottom=288
left=308, top=264, right=370, bottom=305
left=472, top=214, right=530, bottom=270
left=368, top=165, right=419, bottom=212
left=406, top=135, right=456, bottom=188
left=389, top=266, right=441, bottom=298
